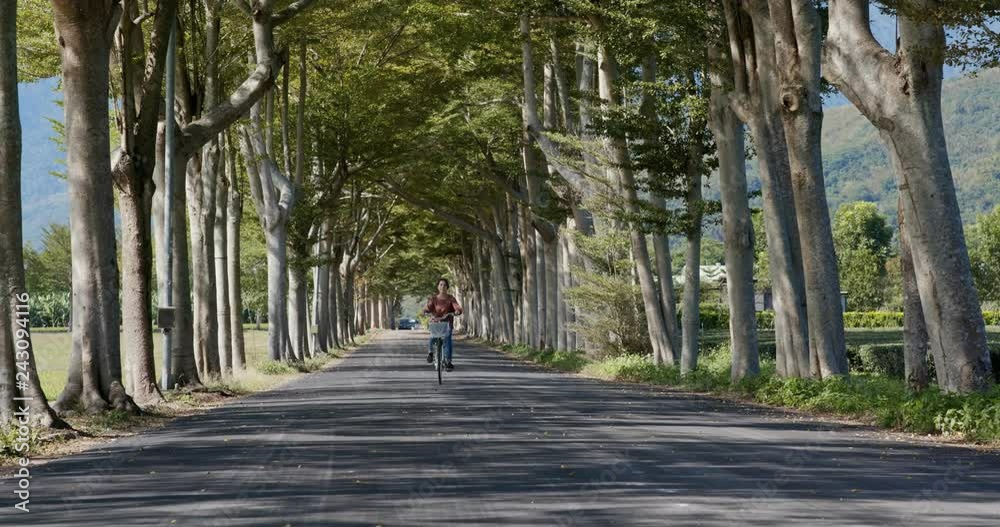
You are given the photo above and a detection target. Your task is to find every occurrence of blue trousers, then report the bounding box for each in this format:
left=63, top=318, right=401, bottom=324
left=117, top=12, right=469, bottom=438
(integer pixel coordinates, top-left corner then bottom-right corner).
left=428, top=329, right=453, bottom=362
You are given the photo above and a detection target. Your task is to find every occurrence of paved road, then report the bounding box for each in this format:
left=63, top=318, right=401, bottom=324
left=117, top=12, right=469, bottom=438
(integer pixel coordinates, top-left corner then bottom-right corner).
left=7, top=332, right=1000, bottom=526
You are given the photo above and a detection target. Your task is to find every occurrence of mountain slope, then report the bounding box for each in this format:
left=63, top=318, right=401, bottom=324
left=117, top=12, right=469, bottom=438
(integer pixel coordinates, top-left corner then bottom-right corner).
left=818, top=68, right=1000, bottom=225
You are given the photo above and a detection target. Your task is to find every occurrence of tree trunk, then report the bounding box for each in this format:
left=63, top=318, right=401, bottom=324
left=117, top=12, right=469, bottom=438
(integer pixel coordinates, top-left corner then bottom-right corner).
left=562, top=229, right=578, bottom=351
left=824, top=0, right=992, bottom=392
left=110, top=0, right=176, bottom=407
left=722, top=0, right=811, bottom=378
left=0, top=0, right=65, bottom=426
left=266, top=229, right=291, bottom=361
left=520, top=206, right=538, bottom=347
left=118, top=181, right=163, bottom=404
left=898, top=194, right=929, bottom=391
left=556, top=234, right=567, bottom=351
left=543, top=237, right=558, bottom=350
left=227, top=178, right=246, bottom=372
left=768, top=0, right=848, bottom=378
left=288, top=266, right=309, bottom=360
left=488, top=207, right=516, bottom=344
left=214, top=138, right=233, bottom=375
left=188, top=155, right=220, bottom=377
left=52, top=1, right=137, bottom=413
left=708, top=57, right=760, bottom=380
left=153, top=126, right=201, bottom=388
left=329, top=251, right=342, bottom=349
left=313, top=223, right=330, bottom=353
left=239, top=96, right=295, bottom=362
left=641, top=54, right=680, bottom=365
left=187, top=7, right=223, bottom=379
left=681, top=173, right=703, bottom=374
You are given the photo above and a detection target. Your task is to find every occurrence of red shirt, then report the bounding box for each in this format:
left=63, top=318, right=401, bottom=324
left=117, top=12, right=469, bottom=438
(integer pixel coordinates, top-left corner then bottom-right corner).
left=425, top=294, right=462, bottom=326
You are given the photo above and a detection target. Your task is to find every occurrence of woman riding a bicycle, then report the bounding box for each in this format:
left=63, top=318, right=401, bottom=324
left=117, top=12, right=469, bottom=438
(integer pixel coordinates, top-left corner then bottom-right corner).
left=423, top=278, right=462, bottom=371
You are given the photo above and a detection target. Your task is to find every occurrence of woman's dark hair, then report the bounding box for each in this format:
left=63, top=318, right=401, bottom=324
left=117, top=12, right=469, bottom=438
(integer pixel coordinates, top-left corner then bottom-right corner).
left=437, top=278, right=450, bottom=289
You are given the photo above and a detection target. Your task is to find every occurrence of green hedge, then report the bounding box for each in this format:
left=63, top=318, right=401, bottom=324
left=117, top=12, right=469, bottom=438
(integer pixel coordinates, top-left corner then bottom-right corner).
left=697, top=309, right=1000, bottom=331
left=852, top=343, right=1000, bottom=381
left=843, top=311, right=904, bottom=328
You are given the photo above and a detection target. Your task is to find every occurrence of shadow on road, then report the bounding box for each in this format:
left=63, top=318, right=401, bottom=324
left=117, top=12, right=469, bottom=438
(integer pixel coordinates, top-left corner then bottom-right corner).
left=19, top=331, right=1000, bottom=526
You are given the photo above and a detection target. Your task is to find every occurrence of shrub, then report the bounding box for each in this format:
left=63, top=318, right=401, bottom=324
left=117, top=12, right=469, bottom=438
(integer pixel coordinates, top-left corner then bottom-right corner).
left=857, top=344, right=906, bottom=377
left=755, top=311, right=775, bottom=330
left=933, top=389, right=1000, bottom=440
left=692, top=304, right=729, bottom=330
left=504, top=340, right=1000, bottom=442
left=843, top=311, right=904, bottom=328
left=565, top=231, right=652, bottom=358
left=984, top=311, right=1000, bottom=326
left=29, top=292, right=71, bottom=328
left=256, top=361, right=298, bottom=375
left=582, top=354, right=680, bottom=384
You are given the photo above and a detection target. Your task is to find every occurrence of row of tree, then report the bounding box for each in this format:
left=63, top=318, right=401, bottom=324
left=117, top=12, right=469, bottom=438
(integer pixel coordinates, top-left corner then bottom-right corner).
left=429, top=0, right=997, bottom=395
left=0, top=0, right=997, bottom=431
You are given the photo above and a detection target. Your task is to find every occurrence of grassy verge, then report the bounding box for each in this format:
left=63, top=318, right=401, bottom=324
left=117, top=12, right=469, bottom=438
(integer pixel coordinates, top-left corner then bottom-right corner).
left=2, top=331, right=375, bottom=467
left=496, top=342, right=1000, bottom=445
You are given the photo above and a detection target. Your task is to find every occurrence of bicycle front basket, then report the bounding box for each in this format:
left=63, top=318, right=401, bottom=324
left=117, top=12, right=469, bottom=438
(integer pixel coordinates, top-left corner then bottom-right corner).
left=428, top=322, right=450, bottom=338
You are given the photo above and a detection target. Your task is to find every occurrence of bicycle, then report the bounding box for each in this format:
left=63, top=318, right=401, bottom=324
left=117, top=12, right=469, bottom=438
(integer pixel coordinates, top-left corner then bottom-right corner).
left=427, top=314, right=456, bottom=385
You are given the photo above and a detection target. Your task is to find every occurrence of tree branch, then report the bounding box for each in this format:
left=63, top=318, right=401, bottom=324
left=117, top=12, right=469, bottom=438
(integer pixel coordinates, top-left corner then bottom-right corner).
left=273, top=0, right=317, bottom=27
left=379, top=181, right=500, bottom=243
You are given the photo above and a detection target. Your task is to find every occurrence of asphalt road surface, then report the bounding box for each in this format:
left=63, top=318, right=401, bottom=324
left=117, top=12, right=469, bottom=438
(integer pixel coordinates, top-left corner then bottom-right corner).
left=9, top=331, right=1000, bottom=526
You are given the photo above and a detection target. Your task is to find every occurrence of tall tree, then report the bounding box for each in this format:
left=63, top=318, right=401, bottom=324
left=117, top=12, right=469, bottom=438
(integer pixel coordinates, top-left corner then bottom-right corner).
left=832, top=201, right=893, bottom=310
left=51, top=0, right=137, bottom=413
left=721, top=0, right=811, bottom=378
left=767, top=0, right=847, bottom=377
left=0, top=0, right=64, bottom=427
left=708, top=32, right=759, bottom=381
left=825, top=0, right=993, bottom=392
left=111, top=0, right=178, bottom=405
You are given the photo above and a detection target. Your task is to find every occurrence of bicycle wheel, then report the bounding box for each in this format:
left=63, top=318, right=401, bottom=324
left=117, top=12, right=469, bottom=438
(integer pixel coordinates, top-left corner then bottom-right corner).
left=436, top=339, right=443, bottom=385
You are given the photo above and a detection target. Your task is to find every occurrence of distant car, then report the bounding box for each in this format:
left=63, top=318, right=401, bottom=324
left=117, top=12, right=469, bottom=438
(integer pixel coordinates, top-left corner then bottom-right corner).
left=398, top=318, right=419, bottom=330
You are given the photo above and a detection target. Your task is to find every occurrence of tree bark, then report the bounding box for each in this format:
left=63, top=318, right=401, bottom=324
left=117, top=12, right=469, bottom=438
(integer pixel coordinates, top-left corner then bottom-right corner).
left=118, top=179, right=162, bottom=403
left=0, top=0, right=65, bottom=426
left=640, top=53, right=680, bottom=365
left=153, top=125, right=201, bottom=387
left=681, top=171, right=703, bottom=375
left=313, top=222, right=330, bottom=353
left=898, top=193, right=929, bottom=391
left=708, top=47, right=760, bottom=380
left=52, top=1, right=137, bottom=413
left=824, top=0, right=992, bottom=392
left=227, top=171, right=246, bottom=372
left=239, top=100, right=295, bottom=362
left=722, top=0, right=811, bottom=378
left=520, top=205, right=539, bottom=348
left=768, top=0, right=848, bottom=378
left=110, top=0, right=176, bottom=406
left=214, top=136, right=233, bottom=375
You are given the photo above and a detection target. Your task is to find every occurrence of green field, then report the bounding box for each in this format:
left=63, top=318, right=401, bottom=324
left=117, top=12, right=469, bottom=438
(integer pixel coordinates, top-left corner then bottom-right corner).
left=30, top=328, right=273, bottom=401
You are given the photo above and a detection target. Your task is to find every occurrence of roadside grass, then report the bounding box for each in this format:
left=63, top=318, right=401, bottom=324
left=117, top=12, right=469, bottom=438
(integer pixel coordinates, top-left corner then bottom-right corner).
left=31, top=324, right=352, bottom=401
left=496, top=332, right=1000, bottom=445
left=3, top=329, right=370, bottom=465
